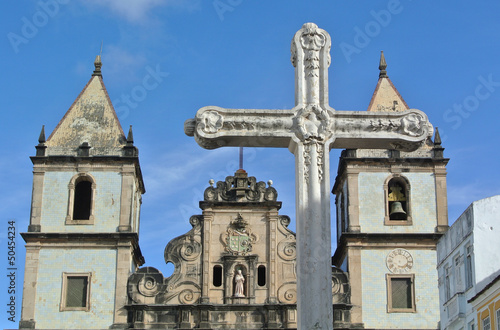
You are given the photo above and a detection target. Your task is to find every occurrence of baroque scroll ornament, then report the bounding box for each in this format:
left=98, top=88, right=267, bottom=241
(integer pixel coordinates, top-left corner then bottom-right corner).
left=178, top=288, right=197, bottom=304
left=138, top=275, right=161, bottom=297
left=278, top=283, right=297, bottom=304
left=277, top=239, right=296, bottom=261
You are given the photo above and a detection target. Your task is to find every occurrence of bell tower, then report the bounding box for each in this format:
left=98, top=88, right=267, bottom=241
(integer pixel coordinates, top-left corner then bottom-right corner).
left=332, top=52, right=449, bottom=329
left=19, top=57, right=145, bottom=329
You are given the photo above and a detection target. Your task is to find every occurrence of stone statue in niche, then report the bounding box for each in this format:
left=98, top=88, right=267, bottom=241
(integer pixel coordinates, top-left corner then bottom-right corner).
left=234, top=270, right=245, bottom=297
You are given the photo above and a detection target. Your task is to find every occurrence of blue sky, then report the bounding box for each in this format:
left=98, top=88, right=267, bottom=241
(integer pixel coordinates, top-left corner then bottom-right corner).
left=2, top=1, right=500, bottom=328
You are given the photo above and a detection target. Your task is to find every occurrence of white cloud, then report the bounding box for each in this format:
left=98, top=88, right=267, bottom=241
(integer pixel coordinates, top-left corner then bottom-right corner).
left=447, top=183, right=482, bottom=207
left=446, top=182, right=500, bottom=224
left=100, top=45, right=147, bottom=81
left=82, top=0, right=201, bottom=23
left=446, top=182, right=498, bottom=207
left=142, top=143, right=235, bottom=202
left=73, top=46, right=146, bottom=82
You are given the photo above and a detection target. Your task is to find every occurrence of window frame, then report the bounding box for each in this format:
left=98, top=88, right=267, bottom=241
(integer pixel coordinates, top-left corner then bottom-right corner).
left=497, top=309, right=500, bottom=330
left=445, top=265, right=452, bottom=301
left=483, top=315, right=491, bottom=330
left=65, top=173, right=96, bottom=225
left=213, top=265, right=223, bottom=288
left=257, top=265, right=266, bottom=287
left=386, top=273, right=416, bottom=313
left=384, top=175, right=412, bottom=226
left=465, top=244, right=473, bottom=290
left=60, top=272, right=91, bottom=312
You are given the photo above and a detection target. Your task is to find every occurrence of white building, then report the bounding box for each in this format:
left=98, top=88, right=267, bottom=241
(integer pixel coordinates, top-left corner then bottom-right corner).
left=437, top=195, right=500, bottom=330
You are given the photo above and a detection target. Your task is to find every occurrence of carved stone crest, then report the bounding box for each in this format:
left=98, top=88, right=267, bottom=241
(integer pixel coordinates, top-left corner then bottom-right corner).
left=221, top=213, right=257, bottom=256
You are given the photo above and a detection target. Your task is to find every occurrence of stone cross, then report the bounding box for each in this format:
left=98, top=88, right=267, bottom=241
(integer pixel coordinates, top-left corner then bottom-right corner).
left=185, top=23, right=433, bottom=330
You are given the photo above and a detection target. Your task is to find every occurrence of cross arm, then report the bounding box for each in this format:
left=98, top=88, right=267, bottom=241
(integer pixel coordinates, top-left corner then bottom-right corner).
left=184, top=106, right=295, bottom=149
left=330, top=109, right=434, bottom=151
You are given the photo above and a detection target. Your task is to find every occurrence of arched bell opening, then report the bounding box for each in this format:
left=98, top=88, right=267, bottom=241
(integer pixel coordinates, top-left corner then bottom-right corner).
left=384, top=175, right=412, bottom=225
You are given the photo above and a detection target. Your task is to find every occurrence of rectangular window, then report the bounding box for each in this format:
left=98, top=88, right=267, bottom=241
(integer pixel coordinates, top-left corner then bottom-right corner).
left=445, top=265, right=452, bottom=301
left=213, top=265, right=222, bottom=287
left=257, top=265, right=266, bottom=287
left=483, top=316, right=491, bottom=330
left=468, top=320, right=475, bottom=330
left=497, top=309, right=500, bottom=330
left=387, top=274, right=415, bottom=313
left=466, top=245, right=473, bottom=289
left=60, top=272, right=91, bottom=311
left=454, top=255, right=462, bottom=292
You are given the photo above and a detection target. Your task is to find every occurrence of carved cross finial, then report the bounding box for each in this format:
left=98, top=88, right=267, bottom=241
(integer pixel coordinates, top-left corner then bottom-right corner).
left=379, top=51, right=388, bottom=78
left=291, top=23, right=331, bottom=108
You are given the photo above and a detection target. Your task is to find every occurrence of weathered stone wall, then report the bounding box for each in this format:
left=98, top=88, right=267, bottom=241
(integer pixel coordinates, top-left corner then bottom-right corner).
left=34, top=249, right=117, bottom=329
left=40, top=171, right=122, bottom=232
left=358, top=172, right=437, bottom=233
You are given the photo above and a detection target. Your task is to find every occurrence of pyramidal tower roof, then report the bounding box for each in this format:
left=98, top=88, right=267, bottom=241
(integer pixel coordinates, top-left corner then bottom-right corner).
left=367, top=51, right=409, bottom=112
left=45, top=56, right=127, bottom=156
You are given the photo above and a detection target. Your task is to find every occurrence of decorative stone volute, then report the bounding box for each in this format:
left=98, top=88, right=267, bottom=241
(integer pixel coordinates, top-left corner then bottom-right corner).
left=203, top=170, right=278, bottom=203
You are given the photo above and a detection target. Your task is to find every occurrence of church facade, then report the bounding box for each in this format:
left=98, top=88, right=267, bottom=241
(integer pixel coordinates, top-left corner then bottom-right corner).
left=20, top=30, right=447, bottom=330
left=126, top=169, right=350, bottom=329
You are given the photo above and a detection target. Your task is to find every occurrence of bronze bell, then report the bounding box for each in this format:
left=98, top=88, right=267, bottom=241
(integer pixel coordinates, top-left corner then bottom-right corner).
left=390, top=201, right=407, bottom=220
